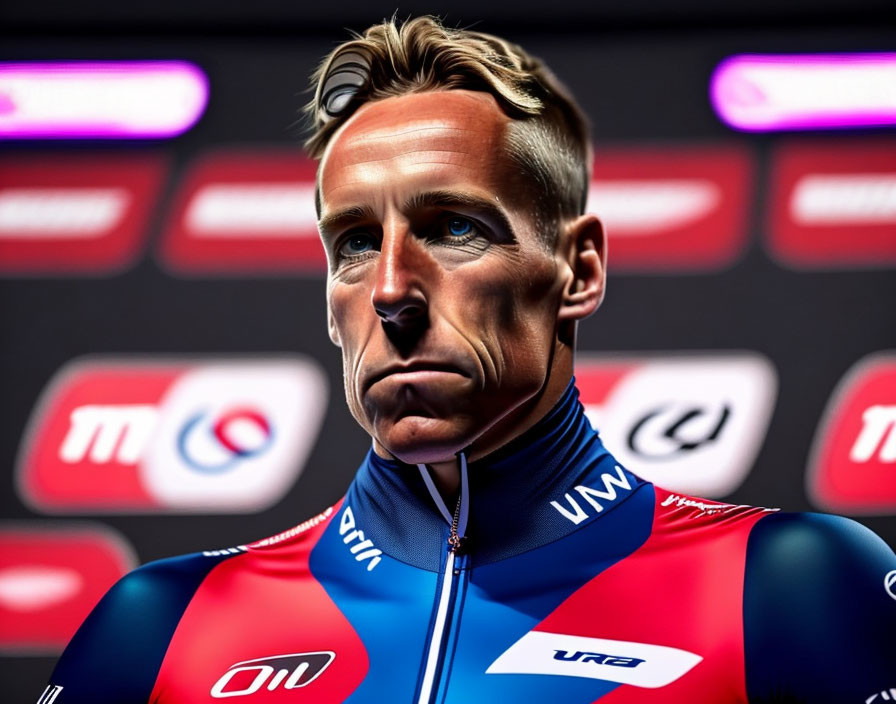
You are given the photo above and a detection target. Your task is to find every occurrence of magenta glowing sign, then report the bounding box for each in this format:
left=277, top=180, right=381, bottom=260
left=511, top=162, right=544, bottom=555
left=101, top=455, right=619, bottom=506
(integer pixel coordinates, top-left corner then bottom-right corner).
left=0, top=61, right=209, bottom=139
left=710, top=53, right=896, bottom=131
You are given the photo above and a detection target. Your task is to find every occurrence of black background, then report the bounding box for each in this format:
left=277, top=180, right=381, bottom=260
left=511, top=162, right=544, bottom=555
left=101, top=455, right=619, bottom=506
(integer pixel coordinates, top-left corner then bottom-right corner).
left=2, top=1, right=895, bottom=699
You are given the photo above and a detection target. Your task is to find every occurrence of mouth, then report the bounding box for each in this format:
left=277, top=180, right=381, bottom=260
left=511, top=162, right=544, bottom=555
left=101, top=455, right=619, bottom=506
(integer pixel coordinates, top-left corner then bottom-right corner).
left=364, top=360, right=470, bottom=392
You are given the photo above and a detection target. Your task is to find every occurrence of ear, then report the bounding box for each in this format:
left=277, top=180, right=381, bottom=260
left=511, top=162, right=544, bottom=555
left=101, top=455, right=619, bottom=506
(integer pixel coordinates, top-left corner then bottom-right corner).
left=558, top=214, right=606, bottom=322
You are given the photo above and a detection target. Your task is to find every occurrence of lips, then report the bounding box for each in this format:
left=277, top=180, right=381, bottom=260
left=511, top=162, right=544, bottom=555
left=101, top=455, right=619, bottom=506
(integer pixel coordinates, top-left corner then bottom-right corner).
left=363, top=360, right=469, bottom=392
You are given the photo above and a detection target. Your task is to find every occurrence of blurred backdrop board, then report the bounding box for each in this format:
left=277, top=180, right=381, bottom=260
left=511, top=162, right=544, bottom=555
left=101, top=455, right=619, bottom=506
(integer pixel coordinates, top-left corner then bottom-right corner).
left=1, top=0, right=893, bottom=31
left=1, top=3, right=895, bottom=700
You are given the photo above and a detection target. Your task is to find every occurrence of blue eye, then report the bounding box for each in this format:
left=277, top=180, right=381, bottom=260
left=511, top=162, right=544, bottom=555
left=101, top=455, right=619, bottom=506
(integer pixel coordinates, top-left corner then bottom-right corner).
left=446, top=217, right=472, bottom=237
left=339, top=233, right=374, bottom=257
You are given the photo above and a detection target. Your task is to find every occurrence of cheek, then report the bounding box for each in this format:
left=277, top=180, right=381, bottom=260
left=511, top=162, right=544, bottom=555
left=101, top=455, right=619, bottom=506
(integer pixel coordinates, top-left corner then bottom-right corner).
left=328, top=284, right=364, bottom=348
left=328, top=286, right=374, bottom=410
left=329, top=289, right=376, bottom=431
left=500, top=256, right=560, bottom=320
left=463, top=258, right=561, bottom=353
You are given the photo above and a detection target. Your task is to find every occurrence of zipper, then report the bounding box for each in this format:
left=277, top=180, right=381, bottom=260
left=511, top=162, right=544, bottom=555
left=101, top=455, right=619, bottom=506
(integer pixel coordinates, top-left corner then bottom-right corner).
left=447, top=493, right=466, bottom=552
left=416, top=452, right=470, bottom=704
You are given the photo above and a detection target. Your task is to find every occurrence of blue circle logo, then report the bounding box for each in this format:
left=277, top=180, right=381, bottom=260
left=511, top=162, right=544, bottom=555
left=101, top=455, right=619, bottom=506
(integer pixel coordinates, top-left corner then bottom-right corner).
left=177, top=407, right=274, bottom=473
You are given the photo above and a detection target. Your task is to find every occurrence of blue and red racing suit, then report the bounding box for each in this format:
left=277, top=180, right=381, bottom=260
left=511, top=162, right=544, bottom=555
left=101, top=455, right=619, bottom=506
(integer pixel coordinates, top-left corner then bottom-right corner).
left=40, top=381, right=896, bottom=703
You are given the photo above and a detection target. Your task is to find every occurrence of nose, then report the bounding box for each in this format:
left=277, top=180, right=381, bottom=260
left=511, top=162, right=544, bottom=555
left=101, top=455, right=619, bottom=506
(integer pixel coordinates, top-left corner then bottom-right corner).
left=371, top=229, right=429, bottom=327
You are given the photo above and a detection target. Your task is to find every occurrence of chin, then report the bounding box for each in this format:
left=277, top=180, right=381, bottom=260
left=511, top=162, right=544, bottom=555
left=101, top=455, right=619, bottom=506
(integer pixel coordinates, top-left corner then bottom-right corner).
left=376, top=414, right=474, bottom=465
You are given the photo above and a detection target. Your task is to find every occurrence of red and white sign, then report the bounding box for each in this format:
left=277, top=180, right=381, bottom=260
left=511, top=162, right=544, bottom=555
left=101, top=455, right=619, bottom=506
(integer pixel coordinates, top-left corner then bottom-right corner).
left=807, top=352, right=896, bottom=514
left=17, top=356, right=328, bottom=513
left=0, top=524, right=135, bottom=653
left=768, top=141, right=896, bottom=268
left=0, top=155, right=166, bottom=274
left=587, top=145, right=752, bottom=271
left=576, top=353, right=777, bottom=497
left=160, top=151, right=325, bottom=273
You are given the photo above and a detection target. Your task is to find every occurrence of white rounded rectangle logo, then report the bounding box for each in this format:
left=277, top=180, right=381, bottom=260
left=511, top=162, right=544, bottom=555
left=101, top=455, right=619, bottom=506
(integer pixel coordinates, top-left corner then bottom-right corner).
left=486, top=630, right=702, bottom=688
left=577, top=353, right=778, bottom=497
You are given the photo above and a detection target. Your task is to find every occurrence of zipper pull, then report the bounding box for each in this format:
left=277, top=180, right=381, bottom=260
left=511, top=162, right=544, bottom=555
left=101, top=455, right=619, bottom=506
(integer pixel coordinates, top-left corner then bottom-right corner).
left=448, top=449, right=470, bottom=558
left=449, top=501, right=468, bottom=576
left=447, top=495, right=467, bottom=554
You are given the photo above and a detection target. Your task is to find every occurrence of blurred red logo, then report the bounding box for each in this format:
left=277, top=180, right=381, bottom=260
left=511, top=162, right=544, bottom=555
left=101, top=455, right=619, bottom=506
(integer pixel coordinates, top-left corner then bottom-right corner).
left=0, top=525, right=134, bottom=653
left=160, top=150, right=324, bottom=273
left=807, top=353, right=896, bottom=514
left=768, top=140, right=896, bottom=268
left=0, top=155, right=166, bottom=274
left=587, top=145, right=752, bottom=271
left=17, top=357, right=328, bottom=513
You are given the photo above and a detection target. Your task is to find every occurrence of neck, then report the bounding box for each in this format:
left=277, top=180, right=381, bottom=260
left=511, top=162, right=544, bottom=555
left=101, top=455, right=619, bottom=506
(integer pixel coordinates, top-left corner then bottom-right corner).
left=349, top=376, right=648, bottom=569
left=410, top=356, right=576, bottom=498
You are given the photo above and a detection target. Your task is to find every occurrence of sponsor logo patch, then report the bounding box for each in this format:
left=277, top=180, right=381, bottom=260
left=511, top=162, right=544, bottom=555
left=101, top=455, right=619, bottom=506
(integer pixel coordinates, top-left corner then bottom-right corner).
left=550, top=464, right=633, bottom=525
left=486, top=631, right=702, bottom=688
left=16, top=356, right=327, bottom=513
left=586, top=145, right=752, bottom=272
left=577, top=353, right=777, bottom=497
left=338, top=506, right=382, bottom=571
left=36, top=684, right=63, bottom=704
left=0, top=155, right=166, bottom=274
left=768, top=140, right=896, bottom=268
left=0, top=525, right=134, bottom=653
left=250, top=506, right=335, bottom=549
left=202, top=546, right=248, bottom=558
left=210, top=651, right=335, bottom=698
left=660, top=493, right=737, bottom=517
left=552, top=650, right=644, bottom=668
left=866, top=688, right=896, bottom=703
left=159, top=150, right=324, bottom=274
left=807, top=352, right=896, bottom=514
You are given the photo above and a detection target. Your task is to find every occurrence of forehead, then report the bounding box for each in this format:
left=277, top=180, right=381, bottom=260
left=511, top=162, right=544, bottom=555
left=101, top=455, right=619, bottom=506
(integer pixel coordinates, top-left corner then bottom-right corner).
left=318, top=91, right=513, bottom=209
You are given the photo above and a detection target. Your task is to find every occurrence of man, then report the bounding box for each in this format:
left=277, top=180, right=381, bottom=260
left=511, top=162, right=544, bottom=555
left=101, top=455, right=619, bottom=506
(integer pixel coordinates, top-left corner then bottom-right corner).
left=40, top=16, right=895, bottom=704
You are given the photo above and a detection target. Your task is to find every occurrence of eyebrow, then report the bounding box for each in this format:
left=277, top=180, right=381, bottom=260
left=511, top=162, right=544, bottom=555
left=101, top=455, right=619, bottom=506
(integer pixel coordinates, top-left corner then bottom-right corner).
left=403, top=190, right=514, bottom=238
left=317, top=204, right=378, bottom=241
left=317, top=189, right=517, bottom=243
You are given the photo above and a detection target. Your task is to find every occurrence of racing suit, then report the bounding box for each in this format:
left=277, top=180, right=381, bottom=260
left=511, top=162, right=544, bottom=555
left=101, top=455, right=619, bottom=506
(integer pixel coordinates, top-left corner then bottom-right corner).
left=39, top=380, right=896, bottom=703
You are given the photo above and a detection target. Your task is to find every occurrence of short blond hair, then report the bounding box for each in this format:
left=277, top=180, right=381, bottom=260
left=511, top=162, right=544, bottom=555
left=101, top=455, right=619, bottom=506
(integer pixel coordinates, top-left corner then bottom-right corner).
left=304, top=15, right=592, bottom=244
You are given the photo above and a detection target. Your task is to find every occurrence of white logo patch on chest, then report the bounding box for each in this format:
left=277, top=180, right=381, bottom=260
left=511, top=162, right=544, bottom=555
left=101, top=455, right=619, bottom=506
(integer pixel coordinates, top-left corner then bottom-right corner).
left=486, top=631, right=702, bottom=688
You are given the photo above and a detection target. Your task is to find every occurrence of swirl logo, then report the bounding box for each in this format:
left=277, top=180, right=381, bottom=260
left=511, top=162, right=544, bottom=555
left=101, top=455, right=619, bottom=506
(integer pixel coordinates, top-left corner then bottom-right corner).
left=177, top=407, right=274, bottom=473
left=577, top=354, right=777, bottom=498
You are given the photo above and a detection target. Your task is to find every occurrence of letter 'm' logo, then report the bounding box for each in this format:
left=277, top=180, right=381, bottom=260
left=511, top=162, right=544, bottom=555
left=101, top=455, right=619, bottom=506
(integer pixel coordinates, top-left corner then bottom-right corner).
left=807, top=353, right=896, bottom=514
left=210, top=651, right=334, bottom=698
left=59, top=405, right=159, bottom=464
left=850, top=405, right=896, bottom=463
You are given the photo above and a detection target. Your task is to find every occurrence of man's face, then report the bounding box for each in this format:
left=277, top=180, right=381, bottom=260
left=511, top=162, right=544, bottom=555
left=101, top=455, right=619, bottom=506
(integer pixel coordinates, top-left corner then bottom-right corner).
left=317, top=90, right=571, bottom=464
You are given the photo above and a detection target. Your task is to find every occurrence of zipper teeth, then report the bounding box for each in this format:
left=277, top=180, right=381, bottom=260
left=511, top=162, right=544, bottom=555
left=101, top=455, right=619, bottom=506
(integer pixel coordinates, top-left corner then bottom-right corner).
left=416, top=452, right=469, bottom=704
left=448, top=493, right=463, bottom=550
left=417, top=550, right=456, bottom=704
left=419, top=495, right=464, bottom=704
